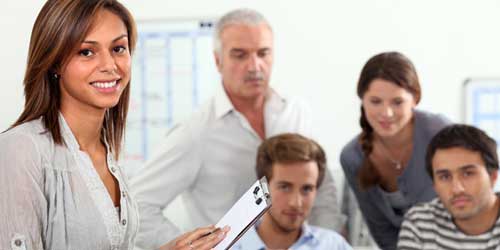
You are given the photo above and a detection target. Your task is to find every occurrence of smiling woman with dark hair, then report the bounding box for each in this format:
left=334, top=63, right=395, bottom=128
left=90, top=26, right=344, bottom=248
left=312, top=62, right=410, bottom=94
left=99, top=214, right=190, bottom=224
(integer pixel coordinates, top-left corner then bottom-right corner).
left=0, top=1, right=138, bottom=249
left=0, top=1, right=227, bottom=249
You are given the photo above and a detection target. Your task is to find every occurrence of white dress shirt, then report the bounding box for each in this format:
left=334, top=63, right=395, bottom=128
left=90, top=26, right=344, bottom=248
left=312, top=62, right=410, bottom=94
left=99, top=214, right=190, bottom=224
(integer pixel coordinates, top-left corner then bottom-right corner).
left=0, top=115, right=139, bottom=250
left=131, top=86, right=343, bottom=249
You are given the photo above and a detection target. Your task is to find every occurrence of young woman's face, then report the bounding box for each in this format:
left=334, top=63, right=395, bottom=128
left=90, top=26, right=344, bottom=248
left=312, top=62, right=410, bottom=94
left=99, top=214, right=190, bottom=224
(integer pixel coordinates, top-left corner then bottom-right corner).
left=59, top=9, right=130, bottom=113
left=362, top=78, right=417, bottom=138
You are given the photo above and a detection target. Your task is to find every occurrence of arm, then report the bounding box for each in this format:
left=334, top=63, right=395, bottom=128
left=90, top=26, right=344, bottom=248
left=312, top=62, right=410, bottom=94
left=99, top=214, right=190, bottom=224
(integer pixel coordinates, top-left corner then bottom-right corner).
left=130, top=122, right=202, bottom=249
left=340, top=148, right=398, bottom=250
left=0, top=132, right=46, bottom=250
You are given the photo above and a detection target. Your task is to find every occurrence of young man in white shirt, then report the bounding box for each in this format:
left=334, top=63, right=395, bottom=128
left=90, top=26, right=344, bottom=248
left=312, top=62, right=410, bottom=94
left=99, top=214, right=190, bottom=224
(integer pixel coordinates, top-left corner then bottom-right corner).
left=235, top=133, right=351, bottom=250
left=131, top=8, right=343, bottom=250
left=398, top=124, right=500, bottom=250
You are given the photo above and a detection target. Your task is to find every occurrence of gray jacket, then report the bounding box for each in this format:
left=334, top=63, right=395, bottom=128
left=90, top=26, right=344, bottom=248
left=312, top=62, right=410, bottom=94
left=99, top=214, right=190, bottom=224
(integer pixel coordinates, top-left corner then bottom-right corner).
left=340, top=110, right=451, bottom=250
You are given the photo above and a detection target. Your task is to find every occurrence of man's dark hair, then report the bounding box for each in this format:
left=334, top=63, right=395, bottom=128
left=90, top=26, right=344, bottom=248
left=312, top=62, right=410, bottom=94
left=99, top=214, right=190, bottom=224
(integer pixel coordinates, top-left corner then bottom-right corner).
left=426, top=124, right=499, bottom=180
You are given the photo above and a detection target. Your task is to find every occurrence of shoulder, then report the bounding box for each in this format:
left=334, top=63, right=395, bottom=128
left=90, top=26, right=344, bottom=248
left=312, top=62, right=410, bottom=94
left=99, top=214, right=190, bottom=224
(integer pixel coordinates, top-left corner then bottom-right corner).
left=404, top=197, right=445, bottom=223
left=414, top=109, right=452, bottom=137
left=164, top=97, right=218, bottom=141
left=309, top=225, right=344, bottom=239
left=265, top=90, right=313, bottom=137
left=340, top=135, right=363, bottom=174
left=0, top=119, right=49, bottom=173
left=340, top=136, right=361, bottom=159
left=231, top=225, right=264, bottom=250
left=0, top=119, right=48, bottom=150
left=308, top=225, right=352, bottom=249
left=283, top=95, right=310, bottom=111
left=272, top=90, right=311, bottom=119
left=188, top=97, right=218, bottom=129
left=400, top=198, right=453, bottom=246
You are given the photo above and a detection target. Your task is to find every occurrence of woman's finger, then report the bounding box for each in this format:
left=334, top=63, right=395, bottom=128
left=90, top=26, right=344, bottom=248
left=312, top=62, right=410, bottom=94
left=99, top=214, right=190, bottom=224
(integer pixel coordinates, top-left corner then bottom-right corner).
left=175, top=225, right=217, bottom=247
left=191, top=226, right=230, bottom=250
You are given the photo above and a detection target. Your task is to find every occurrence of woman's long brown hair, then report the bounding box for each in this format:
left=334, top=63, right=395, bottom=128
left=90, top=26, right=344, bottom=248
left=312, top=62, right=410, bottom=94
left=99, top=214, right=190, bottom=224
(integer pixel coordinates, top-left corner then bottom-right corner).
left=356, top=52, right=421, bottom=190
left=11, top=0, right=137, bottom=159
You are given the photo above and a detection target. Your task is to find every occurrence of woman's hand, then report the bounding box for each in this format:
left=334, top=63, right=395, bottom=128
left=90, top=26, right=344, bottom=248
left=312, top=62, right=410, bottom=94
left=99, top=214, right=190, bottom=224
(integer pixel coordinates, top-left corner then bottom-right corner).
left=159, top=225, right=230, bottom=250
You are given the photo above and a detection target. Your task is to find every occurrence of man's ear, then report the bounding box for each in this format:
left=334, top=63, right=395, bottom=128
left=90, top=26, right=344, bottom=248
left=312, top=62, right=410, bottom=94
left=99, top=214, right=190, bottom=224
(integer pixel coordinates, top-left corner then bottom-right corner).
left=490, top=169, right=498, bottom=187
left=431, top=169, right=437, bottom=189
left=214, top=51, right=222, bottom=73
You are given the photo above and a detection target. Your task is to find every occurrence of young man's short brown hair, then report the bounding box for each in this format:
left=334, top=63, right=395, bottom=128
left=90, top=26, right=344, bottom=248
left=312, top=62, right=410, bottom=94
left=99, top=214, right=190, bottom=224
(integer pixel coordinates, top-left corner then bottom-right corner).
left=256, top=133, right=327, bottom=187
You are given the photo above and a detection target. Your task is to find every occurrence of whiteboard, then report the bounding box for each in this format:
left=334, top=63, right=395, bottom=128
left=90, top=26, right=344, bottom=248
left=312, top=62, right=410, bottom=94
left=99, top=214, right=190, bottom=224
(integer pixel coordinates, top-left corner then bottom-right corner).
left=123, top=19, right=220, bottom=177
left=464, top=78, right=500, bottom=191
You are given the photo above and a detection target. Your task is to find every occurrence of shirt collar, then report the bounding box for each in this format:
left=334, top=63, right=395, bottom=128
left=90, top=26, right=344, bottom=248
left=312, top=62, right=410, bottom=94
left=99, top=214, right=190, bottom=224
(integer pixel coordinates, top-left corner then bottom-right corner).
left=214, top=84, right=286, bottom=120
left=292, top=223, right=319, bottom=247
left=214, top=84, right=234, bottom=119
left=59, top=112, right=80, bottom=152
left=58, top=112, right=113, bottom=162
left=236, top=222, right=266, bottom=250
left=240, top=221, right=318, bottom=250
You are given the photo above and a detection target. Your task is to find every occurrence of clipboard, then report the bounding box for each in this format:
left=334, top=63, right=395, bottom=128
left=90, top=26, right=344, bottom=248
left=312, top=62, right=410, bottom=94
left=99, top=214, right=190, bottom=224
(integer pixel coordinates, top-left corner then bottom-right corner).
left=214, top=176, right=272, bottom=250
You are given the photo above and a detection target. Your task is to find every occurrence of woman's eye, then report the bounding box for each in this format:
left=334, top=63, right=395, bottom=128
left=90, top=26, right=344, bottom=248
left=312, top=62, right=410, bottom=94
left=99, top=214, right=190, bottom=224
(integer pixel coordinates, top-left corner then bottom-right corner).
left=79, top=49, right=94, bottom=57
left=113, top=46, right=127, bottom=53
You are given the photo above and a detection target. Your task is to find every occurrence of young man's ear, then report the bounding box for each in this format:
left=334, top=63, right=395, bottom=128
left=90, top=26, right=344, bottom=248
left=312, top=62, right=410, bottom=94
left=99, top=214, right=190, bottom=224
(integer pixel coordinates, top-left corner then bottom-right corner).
left=489, top=169, right=498, bottom=187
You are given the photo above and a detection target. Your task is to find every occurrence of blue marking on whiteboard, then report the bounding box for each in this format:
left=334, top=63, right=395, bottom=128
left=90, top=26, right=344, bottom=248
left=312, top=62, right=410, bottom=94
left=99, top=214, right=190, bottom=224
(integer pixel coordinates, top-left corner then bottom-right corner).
left=139, top=35, right=148, bottom=159
left=132, top=26, right=214, bottom=162
left=166, top=36, right=173, bottom=127
left=139, top=30, right=212, bottom=39
left=192, top=35, right=199, bottom=108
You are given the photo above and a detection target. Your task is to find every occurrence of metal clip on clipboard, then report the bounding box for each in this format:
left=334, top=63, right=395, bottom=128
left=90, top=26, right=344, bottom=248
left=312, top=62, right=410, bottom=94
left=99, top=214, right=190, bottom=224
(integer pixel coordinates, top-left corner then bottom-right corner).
left=214, top=176, right=272, bottom=250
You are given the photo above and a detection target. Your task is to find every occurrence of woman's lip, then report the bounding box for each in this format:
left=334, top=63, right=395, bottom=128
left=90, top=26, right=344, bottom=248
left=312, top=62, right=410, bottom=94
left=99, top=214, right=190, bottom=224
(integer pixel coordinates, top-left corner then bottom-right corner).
left=379, top=121, right=392, bottom=128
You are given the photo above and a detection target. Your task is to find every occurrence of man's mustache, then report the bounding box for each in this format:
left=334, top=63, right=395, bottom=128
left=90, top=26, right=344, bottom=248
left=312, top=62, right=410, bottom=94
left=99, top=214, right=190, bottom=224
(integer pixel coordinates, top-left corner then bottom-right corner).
left=244, top=72, right=265, bottom=82
left=449, top=194, right=473, bottom=204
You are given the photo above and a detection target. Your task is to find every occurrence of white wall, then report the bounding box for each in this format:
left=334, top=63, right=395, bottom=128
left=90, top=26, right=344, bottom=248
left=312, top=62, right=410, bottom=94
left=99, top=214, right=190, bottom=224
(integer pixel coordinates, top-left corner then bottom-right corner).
left=2, top=0, right=500, bottom=240
left=119, top=0, right=500, bottom=169
left=4, top=0, right=500, bottom=151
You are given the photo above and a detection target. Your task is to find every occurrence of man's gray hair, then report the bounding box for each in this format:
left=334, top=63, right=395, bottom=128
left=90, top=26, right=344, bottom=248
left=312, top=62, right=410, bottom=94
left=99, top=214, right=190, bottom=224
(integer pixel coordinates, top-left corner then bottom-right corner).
left=213, top=8, right=272, bottom=53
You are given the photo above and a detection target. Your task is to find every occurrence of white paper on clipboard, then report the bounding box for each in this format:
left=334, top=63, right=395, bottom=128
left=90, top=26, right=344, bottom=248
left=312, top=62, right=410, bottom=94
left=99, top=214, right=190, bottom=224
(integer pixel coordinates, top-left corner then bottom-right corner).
left=214, top=176, right=271, bottom=250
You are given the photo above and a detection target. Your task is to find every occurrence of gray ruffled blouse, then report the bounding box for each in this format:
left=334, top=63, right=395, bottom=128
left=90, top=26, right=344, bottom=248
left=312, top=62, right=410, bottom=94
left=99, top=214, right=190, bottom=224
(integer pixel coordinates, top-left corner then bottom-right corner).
left=0, top=116, right=138, bottom=250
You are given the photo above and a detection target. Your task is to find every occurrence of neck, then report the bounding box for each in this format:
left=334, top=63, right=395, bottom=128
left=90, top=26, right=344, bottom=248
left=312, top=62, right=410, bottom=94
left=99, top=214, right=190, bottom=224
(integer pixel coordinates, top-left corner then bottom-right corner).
left=455, top=194, right=499, bottom=235
left=257, top=213, right=301, bottom=249
left=225, top=88, right=267, bottom=139
left=228, top=92, right=266, bottom=115
left=60, top=105, right=105, bottom=153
